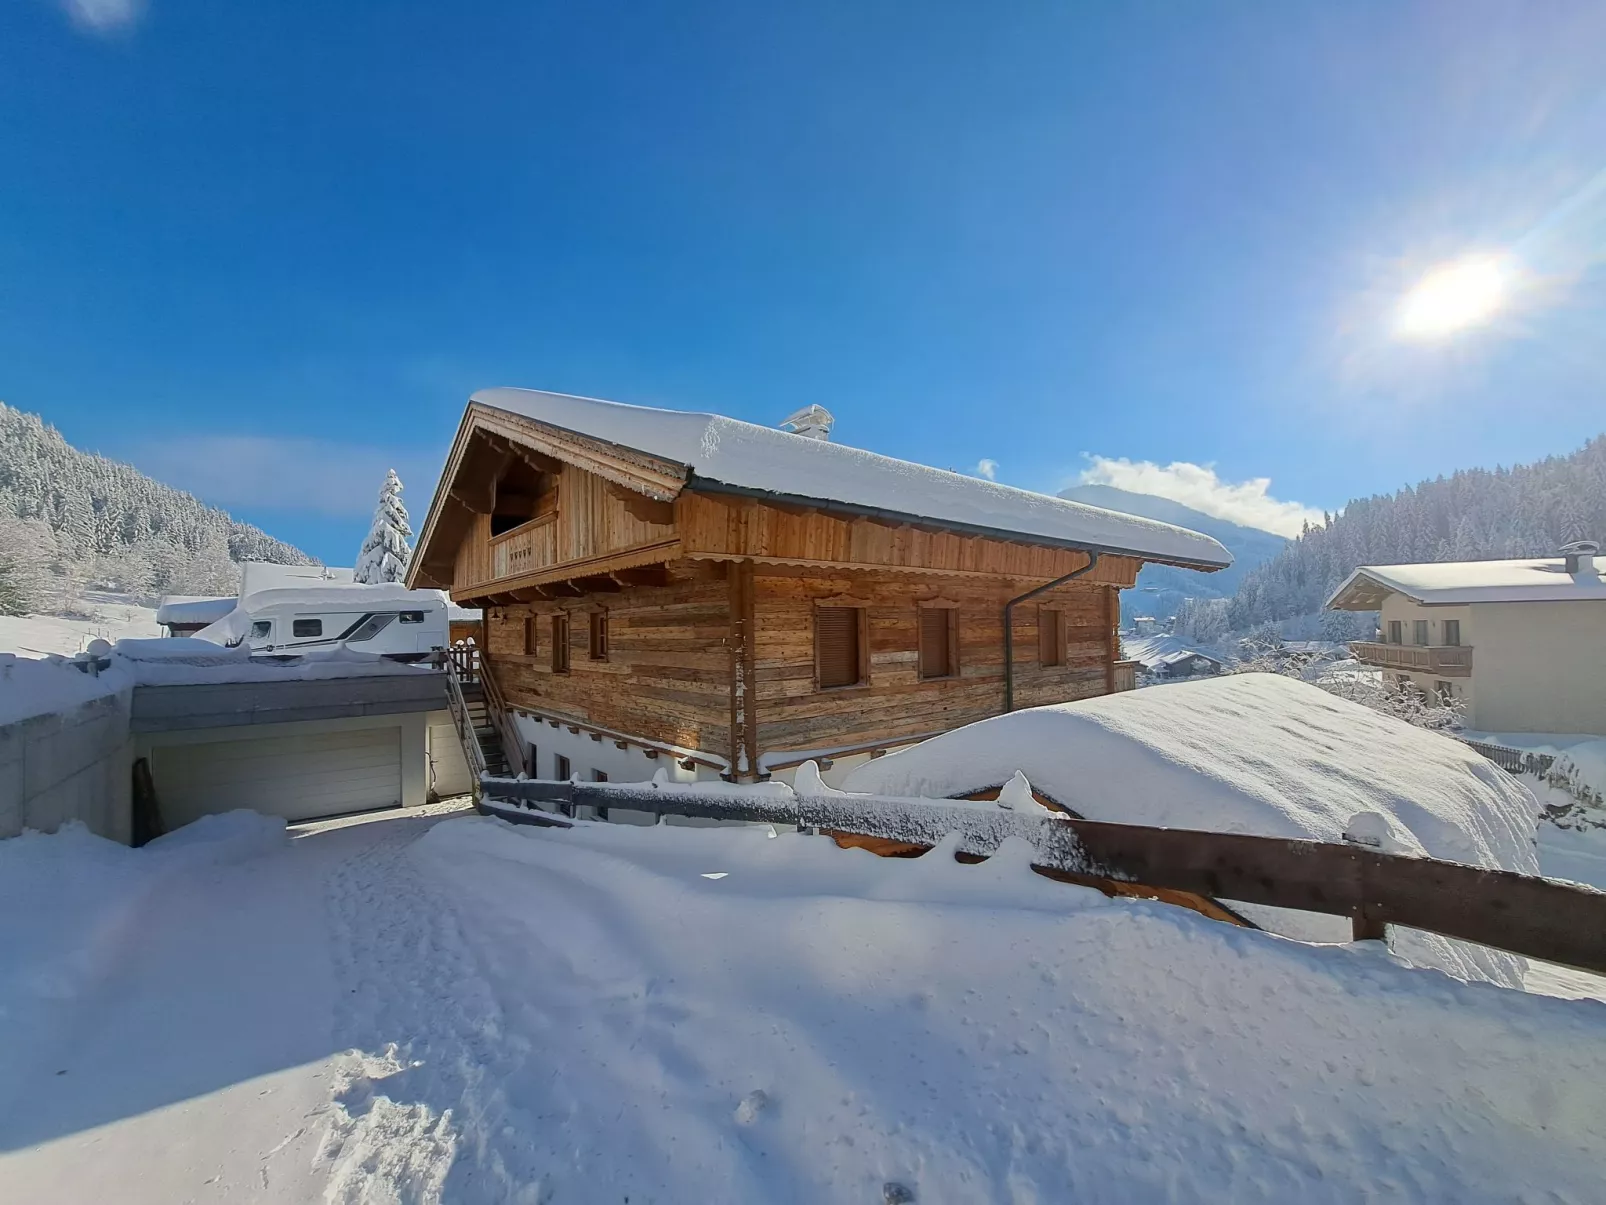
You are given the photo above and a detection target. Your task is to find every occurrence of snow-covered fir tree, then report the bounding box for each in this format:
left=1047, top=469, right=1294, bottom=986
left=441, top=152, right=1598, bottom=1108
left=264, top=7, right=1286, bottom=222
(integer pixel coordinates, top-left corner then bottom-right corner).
left=354, top=469, right=413, bottom=584
left=0, top=401, right=312, bottom=613
left=1220, top=434, right=1606, bottom=636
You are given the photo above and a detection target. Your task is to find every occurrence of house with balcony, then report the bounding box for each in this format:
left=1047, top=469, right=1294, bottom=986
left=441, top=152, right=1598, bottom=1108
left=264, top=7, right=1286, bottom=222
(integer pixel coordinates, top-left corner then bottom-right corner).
left=407, top=388, right=1229, bottom=786
left=1324, top=542, right=1606, bottom=735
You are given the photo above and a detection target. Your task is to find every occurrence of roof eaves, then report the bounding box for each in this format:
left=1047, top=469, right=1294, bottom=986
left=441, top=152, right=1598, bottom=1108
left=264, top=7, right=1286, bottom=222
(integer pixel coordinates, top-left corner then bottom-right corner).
left=686, top=475, right=1233, bottom=571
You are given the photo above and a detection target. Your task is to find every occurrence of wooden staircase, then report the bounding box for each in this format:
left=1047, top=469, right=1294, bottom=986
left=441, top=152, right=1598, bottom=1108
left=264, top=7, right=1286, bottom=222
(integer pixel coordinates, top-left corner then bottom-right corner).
left=460, top=680, right=511, bottom=778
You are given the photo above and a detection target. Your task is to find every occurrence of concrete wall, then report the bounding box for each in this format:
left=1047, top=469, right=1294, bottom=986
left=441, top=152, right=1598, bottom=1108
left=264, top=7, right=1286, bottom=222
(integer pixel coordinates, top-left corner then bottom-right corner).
left=0, top=690, right=133, bottom=842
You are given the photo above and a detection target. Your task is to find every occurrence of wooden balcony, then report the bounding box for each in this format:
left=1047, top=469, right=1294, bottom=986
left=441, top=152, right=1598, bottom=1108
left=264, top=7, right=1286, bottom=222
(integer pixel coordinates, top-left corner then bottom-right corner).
left=490, top=515, right=557, bottom=581
left=1350, top=641, right=1473, bottom=677
left=1112, top=659, right=1139, bottom=693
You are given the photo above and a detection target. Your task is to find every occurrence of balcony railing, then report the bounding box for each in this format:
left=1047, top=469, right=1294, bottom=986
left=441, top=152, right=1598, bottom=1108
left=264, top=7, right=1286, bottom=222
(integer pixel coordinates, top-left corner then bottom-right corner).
left=490, top=514, right=557, bottom=581
left=1350, top=641, right=1473, bottom=677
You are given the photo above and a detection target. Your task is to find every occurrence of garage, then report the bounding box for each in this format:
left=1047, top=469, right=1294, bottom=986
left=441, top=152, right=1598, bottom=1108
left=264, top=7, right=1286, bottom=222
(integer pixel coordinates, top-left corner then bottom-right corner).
left=150, top=724, right=404, bottom=829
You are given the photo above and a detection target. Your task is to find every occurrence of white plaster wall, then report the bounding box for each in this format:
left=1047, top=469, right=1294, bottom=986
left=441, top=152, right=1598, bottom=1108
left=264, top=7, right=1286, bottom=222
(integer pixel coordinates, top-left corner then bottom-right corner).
left=1470, top=600, right=1606, bottom=735
left=0, top=690, right=134, bottom=843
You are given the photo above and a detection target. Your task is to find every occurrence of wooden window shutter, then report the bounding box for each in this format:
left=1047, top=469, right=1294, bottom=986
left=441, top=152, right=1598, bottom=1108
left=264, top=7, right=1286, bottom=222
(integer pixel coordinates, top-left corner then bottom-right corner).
left=1039, top=608, right=1063, bottom=666
left=589, top=610, right=608, bottom=660
left=551, top=613, right=570, bottom=673
left=919, top=607, right=953, bottom=679
left=815, top=606, right=862, bottom=689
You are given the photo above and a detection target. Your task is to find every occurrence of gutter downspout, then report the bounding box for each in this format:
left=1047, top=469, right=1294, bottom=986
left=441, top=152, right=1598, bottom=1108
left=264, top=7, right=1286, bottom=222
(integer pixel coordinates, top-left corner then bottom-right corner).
left=1003, top=553, right=1101, bottom=713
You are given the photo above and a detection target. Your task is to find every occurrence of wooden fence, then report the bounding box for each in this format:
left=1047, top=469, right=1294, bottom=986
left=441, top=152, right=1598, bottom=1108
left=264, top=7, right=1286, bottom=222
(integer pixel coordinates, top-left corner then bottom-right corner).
left=1461, top=738, right=1557, bottom=778
left=477, top=776, right=1606, bottom=976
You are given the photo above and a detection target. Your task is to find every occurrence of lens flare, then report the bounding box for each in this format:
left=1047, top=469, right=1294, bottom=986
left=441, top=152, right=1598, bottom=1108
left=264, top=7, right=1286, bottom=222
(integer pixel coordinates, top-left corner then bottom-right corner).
left=1395, top=256, right=1510, bottom=339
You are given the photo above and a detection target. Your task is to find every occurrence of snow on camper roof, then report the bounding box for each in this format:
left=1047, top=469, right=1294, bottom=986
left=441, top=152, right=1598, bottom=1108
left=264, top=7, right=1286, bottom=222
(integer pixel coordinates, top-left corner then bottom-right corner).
left=470, top=388, right=1232, bottom=570
left=1326, top=558, right=1606, bottom=609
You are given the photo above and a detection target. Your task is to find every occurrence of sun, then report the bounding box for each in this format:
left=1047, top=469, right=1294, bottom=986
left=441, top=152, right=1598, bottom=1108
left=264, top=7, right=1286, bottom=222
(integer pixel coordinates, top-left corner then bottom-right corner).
left=1395, top=255, right=1510, bottom=340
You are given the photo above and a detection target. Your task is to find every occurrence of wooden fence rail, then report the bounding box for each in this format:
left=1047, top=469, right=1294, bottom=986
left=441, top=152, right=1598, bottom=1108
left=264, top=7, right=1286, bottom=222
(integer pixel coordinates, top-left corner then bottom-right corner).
left=477, top=776, right=1606, bottom=976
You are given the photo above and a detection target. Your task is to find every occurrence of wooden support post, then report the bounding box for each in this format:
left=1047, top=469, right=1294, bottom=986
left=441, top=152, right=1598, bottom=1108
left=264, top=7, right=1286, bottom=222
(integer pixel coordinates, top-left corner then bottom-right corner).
left=727, top=558, right=758, bottom=781
left=1353, top=913, right=1387, bottom=942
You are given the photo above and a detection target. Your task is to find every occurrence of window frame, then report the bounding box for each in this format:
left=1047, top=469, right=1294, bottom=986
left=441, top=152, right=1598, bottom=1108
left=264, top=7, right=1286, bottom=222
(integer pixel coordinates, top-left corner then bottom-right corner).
left=813, top=601, right=869, bottom=691
left=551, top=613, right=570, bottom=674
left=917, top=601, right=960, bottom=681
left=292, top=618, right=323, bottom=639
left=1038, top=606, right=1065, bottom=668
left=523, top=615, right=539, bottom=657
left=554, top=753, right=571, bottom=781
left=1413, top=619, right=1430, bottom=646
left=250, top=620, right=273, bottom=640
left=1387, top=620, right=1403, bottom=644
left=1442, top=619, right=1461, bottom=647
left=589, top=609, right=609, bottom=661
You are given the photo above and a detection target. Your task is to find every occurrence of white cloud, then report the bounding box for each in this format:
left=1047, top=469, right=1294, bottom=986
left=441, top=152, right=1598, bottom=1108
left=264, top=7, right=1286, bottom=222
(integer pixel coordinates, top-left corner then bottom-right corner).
left=1078, top=455, right=1323, bottom=538
left=126, top=434, right=441, bottom=519
left=974, top=458, right=999, bottom=480
left=60, top=0, right=143, bottom=34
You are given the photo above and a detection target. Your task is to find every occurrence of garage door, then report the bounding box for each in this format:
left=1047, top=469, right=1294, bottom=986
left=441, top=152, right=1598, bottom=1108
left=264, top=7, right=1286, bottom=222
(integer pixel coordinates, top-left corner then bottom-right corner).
left=152, top=726, right=403, bottom=828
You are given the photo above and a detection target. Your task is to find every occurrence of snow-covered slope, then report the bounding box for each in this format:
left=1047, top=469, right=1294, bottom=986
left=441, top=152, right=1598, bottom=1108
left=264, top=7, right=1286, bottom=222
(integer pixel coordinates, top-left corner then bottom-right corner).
left=5, top=812, right=1604, bottom=1204
left=842, top=674, right=1541, bottom=985
left=0, top=592, right=159, bottom=658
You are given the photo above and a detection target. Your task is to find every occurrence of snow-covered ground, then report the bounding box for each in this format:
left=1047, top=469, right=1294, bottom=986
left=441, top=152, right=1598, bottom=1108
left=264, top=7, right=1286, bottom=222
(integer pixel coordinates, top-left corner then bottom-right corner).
left=3, top=808, right=1605, bottom=1204
left=0, top=592, right=160, bottom=658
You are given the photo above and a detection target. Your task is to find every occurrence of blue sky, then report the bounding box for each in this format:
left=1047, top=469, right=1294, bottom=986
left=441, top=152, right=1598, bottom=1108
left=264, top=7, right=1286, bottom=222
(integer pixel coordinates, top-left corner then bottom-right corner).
left=3, top=1, right=1604, bottom=562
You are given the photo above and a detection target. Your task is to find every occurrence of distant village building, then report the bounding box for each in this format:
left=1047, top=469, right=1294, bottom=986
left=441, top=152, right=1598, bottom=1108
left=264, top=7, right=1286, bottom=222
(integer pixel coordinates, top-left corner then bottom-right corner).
left=1324, top=542, right=1606, bottom=735
left=1131, top=615, right=1161, bottom=636
left=1122, top=634, right=1224, bottom=680
left=408, top=388, right=1229, bottom=785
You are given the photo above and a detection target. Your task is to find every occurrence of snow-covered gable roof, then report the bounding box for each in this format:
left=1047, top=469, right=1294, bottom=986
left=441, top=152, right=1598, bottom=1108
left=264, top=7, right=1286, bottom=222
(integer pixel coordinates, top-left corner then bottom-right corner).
left=1326, top=558, right=1606, bottom=609
left=470, top=388, right=1232, bottom=570
left=1122, top=634, right=1223, bottom=670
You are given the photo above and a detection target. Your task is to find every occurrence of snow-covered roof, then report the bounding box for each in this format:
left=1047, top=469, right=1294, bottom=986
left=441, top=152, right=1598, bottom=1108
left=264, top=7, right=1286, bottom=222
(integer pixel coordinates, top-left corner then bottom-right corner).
left=155, top=596, right=237, bottom=627
left=470, top=388, right=1232, bottom=570
left=1121, top=634, right=1223, bottom=670
left=238, top=562, right=355, bottom=595
left=841, top=673, right=1540, bottom=986
left=1326, top=558, right=1606, bottom=609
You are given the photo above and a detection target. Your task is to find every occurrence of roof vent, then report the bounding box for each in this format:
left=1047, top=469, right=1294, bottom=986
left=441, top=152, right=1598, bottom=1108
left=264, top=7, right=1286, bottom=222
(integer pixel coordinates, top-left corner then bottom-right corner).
left=1560, top=539, right=1600, bottom=574
left=779, top=404, right=834, bottom=441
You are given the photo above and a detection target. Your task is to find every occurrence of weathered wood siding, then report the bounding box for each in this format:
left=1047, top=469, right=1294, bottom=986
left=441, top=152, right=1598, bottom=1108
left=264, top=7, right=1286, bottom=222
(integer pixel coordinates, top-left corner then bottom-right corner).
left=750, top=568, right=1117, bottom=759
left=482, top=562, right=731, bottom=757
left=678, top=493, right=1141, bottom=587
left=453, top=463, right=679, bottom=596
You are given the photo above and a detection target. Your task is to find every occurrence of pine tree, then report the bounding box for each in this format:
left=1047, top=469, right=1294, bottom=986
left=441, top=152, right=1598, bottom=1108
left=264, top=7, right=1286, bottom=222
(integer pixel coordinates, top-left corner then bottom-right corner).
left=354, top=469, right=413, bottom=585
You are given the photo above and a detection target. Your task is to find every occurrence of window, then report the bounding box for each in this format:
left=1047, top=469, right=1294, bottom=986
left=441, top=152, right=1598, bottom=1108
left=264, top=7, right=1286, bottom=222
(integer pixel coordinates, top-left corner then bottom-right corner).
left=523, top=616, right=538, bottom=657
left=346, top=613, right=396, bottom=643
left=591, top=769, right=610, bottom=820
left=1387, top=620, right=1403, bottom=644
left=1038, top=607, right=1064, bottom=667
left=526, top=742, right=537, bottom=776
left=591, top=769, right=608, bottom=782
left=554, top=753, right=571, bottom=780
left=250, top=620, right=272, bottom=640
left=399, top=611, right=425, bottom=624
left=292, top=618, right=322, bottom=638
left=1413, top=619, right=1430, bottom=646
left=815, top=606, right=863, bottom=689
left=1435, top=681, right=1454, bottom=703
left=918, top=606, right=955, bottom=679
left=1443, top=619, right=1461, bottom=647
left=551, top=613, right=570, bottom=673
left=589, top=610, right=609, bottom=660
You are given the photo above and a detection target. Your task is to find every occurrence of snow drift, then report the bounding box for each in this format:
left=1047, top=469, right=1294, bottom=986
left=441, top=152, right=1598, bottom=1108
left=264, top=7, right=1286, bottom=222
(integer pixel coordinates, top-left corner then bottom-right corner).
left=843, top=674, right=1542, bottom=986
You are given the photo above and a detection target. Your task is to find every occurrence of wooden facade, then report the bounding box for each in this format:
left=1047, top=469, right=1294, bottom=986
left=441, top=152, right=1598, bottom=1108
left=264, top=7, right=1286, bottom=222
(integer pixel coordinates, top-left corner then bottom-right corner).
left=412, top=402, right=1201, bottom=779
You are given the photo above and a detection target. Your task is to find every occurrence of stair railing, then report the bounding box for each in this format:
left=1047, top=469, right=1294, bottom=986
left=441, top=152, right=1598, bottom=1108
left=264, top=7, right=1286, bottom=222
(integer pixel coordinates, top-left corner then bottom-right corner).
left=442, top=651, right=489, bottom=786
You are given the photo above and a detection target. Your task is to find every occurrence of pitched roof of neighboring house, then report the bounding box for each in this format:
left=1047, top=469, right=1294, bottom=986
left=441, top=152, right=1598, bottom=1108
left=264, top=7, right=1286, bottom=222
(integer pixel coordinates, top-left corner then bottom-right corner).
left=1325, top=558, right=1606, bottom=609
left=466, top=388, right=1232, bottom=570
left=1121, top=634, right=1224, bottom=671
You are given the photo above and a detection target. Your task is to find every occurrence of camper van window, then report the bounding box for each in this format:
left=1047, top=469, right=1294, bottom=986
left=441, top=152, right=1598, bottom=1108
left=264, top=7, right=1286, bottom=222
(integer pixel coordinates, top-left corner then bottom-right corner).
left=251, top=621, right=272, bottom=639
left=399, top=611, right=425, bottom=624
left=293, top=619, right=323, bottom=638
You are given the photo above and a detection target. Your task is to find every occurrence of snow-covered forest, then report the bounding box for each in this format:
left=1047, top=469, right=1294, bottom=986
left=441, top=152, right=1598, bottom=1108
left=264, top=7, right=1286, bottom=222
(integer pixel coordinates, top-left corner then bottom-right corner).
left=1212, top=434, right=1606, bottom=635
left=0, top=402, right=311, bottom=614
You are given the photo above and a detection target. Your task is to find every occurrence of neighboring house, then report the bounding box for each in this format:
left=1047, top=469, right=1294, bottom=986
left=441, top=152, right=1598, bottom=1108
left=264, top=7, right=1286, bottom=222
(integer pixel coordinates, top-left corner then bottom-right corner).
left=407, top=388, right=1230, bottom=785
left=447, top=603, right=482, bottom=645
left=1324, top=541, right=1606, bottom=735
left=1122, top=634, right=1224, bottom=679
left=1131, top=615, right=1162, bottom=637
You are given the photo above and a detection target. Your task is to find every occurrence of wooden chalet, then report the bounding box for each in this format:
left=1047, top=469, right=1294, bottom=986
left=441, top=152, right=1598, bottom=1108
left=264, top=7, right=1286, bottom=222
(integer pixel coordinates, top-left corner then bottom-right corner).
left=409, top=389, right=1230, bottom=785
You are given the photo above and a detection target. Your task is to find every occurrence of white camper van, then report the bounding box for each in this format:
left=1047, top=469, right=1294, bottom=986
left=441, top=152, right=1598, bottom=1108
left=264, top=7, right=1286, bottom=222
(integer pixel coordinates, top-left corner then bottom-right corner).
left=198, top=584, right=449, bottom=662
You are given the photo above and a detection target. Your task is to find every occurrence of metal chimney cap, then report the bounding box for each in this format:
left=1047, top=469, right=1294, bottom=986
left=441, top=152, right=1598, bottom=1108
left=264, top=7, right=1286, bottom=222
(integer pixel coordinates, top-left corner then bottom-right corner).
left=1560, top=539, right=1601, bottom=555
